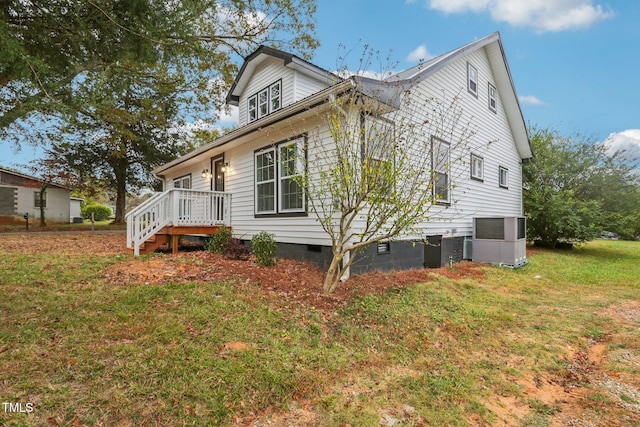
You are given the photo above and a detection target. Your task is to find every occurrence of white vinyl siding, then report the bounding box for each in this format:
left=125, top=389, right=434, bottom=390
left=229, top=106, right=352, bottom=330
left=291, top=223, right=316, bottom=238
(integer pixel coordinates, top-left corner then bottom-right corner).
left=162, top=40, right=524, bottom=245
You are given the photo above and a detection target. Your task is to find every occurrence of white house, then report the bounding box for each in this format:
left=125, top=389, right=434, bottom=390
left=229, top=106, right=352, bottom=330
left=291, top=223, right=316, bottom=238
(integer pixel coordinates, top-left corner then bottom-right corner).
left=0, top=167, right=72, bottom=225
left=128, top=32, right=532, bottom=272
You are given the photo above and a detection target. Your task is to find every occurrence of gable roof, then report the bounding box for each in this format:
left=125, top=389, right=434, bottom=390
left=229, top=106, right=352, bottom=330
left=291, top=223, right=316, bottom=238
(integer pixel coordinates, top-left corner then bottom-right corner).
left=225, top=45, right=340, bottom=106
left=157, top=33, right=531, bottom=175
left=0, top=166, right=70, bottom=190
left=358, top=32, right=532, bottom=159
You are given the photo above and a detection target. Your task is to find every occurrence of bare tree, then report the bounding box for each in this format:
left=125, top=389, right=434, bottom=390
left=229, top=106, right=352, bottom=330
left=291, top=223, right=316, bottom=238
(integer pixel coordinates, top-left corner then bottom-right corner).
left=303, top=79, right=477, bottom=293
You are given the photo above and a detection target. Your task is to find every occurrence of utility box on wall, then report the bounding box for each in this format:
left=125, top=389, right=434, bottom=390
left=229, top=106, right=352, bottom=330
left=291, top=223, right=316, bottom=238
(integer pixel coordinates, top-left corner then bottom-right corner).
left=472, top=217, right=527, bottom=267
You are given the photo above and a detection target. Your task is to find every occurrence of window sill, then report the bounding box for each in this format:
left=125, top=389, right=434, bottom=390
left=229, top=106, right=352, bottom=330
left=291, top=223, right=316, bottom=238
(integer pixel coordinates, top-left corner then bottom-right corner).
left=254, top=212, right=308, bottom=218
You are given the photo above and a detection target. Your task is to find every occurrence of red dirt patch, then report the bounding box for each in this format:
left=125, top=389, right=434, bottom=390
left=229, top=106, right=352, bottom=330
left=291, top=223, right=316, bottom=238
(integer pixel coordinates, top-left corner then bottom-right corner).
left=104, top=250, right=485, bottom=313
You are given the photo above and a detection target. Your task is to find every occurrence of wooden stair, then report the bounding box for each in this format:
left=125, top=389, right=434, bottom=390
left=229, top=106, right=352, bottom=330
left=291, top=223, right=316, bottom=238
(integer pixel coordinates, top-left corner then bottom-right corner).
left=129, top=225, right=226, bottom=255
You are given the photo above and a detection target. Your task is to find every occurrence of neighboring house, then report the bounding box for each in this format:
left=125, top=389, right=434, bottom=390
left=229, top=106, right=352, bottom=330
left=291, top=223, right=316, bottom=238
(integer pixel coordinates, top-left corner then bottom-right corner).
left=0, top=167, right=71, bottom=224
left=128, top=32, right=533, bottom=273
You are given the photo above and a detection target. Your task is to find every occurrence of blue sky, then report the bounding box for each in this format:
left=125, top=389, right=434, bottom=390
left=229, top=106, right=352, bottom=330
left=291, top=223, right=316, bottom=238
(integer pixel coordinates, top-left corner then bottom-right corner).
left=307, top=0, right=640, bottom=160
left=2, top=0, right=639, bottom=168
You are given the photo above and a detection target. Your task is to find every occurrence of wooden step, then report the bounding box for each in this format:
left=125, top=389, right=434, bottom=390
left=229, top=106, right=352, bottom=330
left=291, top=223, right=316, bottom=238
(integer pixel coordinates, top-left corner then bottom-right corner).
left=130, top=225, right=228, bottom=255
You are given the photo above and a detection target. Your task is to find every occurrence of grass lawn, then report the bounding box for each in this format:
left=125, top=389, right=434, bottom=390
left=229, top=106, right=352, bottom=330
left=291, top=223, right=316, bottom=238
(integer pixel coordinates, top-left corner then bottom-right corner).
left=1, top=237, right=639, bottom=426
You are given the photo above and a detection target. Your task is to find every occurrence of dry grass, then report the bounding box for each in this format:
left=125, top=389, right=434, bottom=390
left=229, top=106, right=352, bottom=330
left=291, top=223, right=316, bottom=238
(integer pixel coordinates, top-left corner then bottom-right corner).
left=1, top=233, right=639, bottom=426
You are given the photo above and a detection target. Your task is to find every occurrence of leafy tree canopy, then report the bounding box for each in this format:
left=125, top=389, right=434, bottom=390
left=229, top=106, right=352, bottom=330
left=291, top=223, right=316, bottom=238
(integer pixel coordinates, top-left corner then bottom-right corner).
left=524, top=126, right=640, bottom=247
left=2, top=0, right=318, bottom=221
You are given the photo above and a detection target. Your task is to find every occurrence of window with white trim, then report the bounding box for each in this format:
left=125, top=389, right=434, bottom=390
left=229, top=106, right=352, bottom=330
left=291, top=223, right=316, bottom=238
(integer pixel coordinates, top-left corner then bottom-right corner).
left=488, top=83, right=497, bottom=113
left=173, top=175, right=191, bottom=189
left=248, top=80, right=283, bottom=123
left=470, top=154, right=484, bottom=181
left=255, top=148, right=276, bottom=213
left=255, top=136, right=306, bottom=215
left=432, top=137, right=451, bottom=204
left=467, top=62, right=478, bottom=97
left=499, top=166, right=509, bottom=188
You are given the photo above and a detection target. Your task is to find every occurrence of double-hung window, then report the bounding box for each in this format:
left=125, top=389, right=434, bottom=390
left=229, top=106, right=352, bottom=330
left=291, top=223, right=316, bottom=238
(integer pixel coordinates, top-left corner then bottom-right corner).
left=248, top=80, right=283, bottom=123
left=255, top=148, right=276, bottom=213
left=470, top=154, right=484, bottom=181
left=248, top=95, right=257, bottom=122
left=257, top=88, right=269, bottom=119
left=279, top=140, right=305, bottom=212
left=173, top=175, right=191, bottom=189
left=363, top=115, right=395, bottom=192
left=467, top=62, right=478, bottom=97
left=499, top=166, right=509, bottom=188
left=255, top=136, right=306, bottom=215
left=432, top=137, right=451, bottom=204
left=488, top=83, right=497, bottom=113
left=270, top=81, right=281, bottom=112
left=34, top=191, right=46, bottom=208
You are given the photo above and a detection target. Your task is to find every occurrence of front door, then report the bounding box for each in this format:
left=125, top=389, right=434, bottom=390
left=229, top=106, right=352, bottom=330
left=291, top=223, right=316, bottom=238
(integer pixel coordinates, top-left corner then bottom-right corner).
left=212, top=157, right=225, bottom=192
left=212, top=156, right=225, bottom=222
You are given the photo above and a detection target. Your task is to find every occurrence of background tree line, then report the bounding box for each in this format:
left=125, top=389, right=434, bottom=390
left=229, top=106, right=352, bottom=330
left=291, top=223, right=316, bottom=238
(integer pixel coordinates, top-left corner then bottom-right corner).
left=524, top=126, right=640, bottom=248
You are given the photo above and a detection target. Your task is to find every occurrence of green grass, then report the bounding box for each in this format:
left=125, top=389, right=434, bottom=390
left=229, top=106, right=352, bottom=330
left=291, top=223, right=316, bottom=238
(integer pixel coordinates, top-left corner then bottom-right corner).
left=1, top=239, right=639, bottom=425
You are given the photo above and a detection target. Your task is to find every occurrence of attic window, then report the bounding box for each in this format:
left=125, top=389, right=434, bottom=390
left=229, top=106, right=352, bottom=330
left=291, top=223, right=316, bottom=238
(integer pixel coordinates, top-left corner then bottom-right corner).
left=467, top=62, right=478, bottom=97
left=248, top=80, right=282, bottom=123
left=488, top=83, right=497, bottom=113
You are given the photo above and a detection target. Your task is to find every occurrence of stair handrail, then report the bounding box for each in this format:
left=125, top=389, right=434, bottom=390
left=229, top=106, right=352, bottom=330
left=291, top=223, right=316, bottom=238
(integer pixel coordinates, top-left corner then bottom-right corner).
left=126, top=190, right=174, bottom=255
left=126, top=189, right=232, bottom=256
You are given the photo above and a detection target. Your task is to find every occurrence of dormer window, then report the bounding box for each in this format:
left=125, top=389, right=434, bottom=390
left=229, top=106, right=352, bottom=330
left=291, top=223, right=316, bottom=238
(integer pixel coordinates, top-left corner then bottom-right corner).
left=270, top=81, right=281, bottom=111
left=467, top=62, right=478, bottom=97
left=488, top=83, right=497, bottom=113
left=248, top=96, right=257, bottom=122
left=248, top=80, right=283, bottom=123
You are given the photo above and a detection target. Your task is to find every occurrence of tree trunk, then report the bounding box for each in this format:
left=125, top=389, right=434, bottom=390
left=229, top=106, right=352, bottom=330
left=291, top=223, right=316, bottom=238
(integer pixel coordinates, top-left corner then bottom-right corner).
left=323, top=255, right=343, bottom=293
left=113, top=164, right=127, bottom=223
left=39, top=185, right=47, bottom=227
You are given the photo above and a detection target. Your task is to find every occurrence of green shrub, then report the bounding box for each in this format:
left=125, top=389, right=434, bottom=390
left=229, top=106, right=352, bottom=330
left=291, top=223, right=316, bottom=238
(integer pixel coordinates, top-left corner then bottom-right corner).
left=81, top=203, right=112, bottom=221
left=206, top=226, right=233, bottom=254
left=251, top=231, right=277, bottom=266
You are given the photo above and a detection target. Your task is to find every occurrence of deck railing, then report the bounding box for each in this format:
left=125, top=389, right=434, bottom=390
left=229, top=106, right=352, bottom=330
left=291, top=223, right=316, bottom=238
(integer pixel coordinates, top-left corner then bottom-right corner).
left=126, top=189, right=231, bottom=256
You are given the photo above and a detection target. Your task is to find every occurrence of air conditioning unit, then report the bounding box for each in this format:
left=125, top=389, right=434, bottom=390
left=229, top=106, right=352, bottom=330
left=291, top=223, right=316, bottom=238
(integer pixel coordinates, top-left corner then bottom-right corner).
left=472, top=217, right=527, bottom=267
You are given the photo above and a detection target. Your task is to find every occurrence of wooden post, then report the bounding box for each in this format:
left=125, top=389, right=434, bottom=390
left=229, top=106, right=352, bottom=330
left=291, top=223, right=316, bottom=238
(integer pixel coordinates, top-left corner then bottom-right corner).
left=91, top=212, right=95, bottom=232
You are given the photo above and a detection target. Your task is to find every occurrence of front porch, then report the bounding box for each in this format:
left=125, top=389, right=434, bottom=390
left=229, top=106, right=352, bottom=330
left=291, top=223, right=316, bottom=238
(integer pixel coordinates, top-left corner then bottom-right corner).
left=126, top=189, right=231, bottom=256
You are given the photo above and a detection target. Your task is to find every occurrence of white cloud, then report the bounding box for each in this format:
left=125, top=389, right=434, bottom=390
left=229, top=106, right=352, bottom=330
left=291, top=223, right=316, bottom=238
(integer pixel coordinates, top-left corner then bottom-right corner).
left=217, top=106, right=239, bottom=124
left=519, top=95, right=545, bottom=106
left=427, top=0, right=614, bottom=32
left=604, top=129, right=640, bottom=163
left=406, top=44, right=435, bottom=62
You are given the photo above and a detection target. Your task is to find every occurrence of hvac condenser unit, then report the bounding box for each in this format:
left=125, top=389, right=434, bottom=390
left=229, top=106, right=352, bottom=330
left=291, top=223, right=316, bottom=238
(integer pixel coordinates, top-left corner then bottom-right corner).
left=472, top=217, right=527, bottom=267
